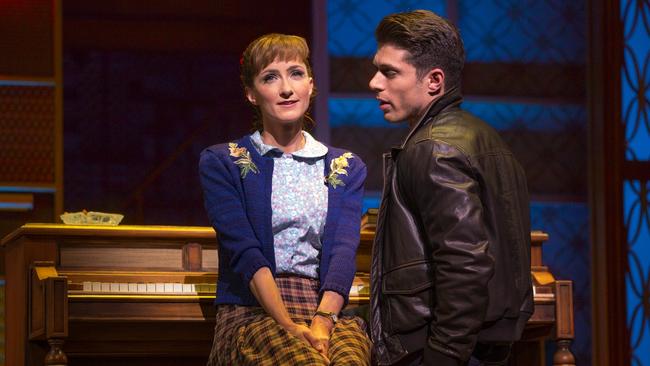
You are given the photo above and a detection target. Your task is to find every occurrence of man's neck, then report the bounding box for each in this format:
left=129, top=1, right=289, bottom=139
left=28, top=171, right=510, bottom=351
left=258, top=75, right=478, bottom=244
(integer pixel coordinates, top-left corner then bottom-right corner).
left=407, top=98, right=438, bottom=129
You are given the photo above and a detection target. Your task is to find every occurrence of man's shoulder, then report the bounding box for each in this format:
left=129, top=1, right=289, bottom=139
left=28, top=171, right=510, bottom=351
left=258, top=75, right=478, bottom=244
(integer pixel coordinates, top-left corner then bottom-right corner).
left=418, top=110, right=510, bottom=158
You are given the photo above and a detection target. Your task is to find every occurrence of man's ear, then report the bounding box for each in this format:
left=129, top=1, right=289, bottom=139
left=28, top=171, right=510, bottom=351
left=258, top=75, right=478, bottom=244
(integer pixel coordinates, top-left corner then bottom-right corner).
left=245, top=87, right=257, bottom=105
left=425, top=68, right=445, bottom=96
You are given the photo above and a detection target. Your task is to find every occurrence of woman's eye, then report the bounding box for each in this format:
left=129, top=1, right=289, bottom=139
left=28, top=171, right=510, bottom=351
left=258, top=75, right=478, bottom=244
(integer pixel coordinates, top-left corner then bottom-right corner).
left=291, top=70, right=305, bottom=78
left=262, top=74, right=278, bottom=83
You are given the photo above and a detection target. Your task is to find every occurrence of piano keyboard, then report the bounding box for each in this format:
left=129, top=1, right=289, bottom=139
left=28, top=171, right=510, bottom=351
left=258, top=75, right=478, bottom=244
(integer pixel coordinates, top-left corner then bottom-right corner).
left=65, top=273, right=552, bottom=304
left=79, top=281, right=216, bottom=295
left=68, top=273, right=370, bottom=299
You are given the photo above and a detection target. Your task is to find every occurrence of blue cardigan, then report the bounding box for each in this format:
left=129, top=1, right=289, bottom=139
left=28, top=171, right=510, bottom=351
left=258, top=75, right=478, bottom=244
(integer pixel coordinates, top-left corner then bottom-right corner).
left=199, top=134, right=367, bottom=306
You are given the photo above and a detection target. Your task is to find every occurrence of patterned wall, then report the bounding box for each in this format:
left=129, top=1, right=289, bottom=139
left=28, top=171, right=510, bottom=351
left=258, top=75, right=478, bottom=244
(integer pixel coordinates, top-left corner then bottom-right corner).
left=622, top=1, right=650, bottom=365
left=327, top=1, right=590, bottom=364
left=0, top=85, right=56, bottom=185
left=0, top=0, right=54, bottom=76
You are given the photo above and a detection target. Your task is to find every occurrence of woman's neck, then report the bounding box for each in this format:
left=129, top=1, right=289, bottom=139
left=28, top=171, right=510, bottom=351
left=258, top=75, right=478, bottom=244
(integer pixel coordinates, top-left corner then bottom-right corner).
left=260, top=121, right=305, bottom=154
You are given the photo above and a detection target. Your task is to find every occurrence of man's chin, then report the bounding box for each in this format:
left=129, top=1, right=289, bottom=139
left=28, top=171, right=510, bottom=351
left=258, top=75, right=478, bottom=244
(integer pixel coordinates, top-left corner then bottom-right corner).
left=382, top=113, right=406, bottom=124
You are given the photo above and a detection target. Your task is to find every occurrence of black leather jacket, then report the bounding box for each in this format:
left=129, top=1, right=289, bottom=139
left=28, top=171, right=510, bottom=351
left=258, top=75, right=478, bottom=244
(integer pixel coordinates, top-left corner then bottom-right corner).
left=370, top=89, right=533, bottom=365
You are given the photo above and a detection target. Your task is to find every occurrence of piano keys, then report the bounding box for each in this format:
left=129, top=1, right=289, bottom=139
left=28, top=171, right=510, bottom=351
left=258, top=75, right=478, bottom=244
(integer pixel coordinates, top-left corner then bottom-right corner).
left=1, top=223, right=574, bottom=366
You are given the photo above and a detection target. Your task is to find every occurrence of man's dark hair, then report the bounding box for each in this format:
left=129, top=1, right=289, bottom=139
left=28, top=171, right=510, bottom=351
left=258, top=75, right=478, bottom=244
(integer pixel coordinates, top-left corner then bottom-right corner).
left=375, top=10, right=465, bottom=89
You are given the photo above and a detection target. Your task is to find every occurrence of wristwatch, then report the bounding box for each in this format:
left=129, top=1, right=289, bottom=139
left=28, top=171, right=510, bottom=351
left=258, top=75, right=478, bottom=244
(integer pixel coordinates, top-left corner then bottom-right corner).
left=313, top=310, right=339, bottom=324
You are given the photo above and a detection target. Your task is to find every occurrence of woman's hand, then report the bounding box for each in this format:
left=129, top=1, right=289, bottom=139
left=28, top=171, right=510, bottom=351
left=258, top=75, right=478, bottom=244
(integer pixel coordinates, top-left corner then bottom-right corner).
left=287, top=322, right=330, bottom=363
left=310, top=316, right=334, bottom=359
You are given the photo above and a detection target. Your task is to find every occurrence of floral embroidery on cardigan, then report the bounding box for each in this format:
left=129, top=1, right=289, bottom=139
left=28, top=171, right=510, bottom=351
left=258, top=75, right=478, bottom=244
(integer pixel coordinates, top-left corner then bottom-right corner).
left=325, top=152, right=354, bottom=188
left=229, top=142, right=259, bottom=178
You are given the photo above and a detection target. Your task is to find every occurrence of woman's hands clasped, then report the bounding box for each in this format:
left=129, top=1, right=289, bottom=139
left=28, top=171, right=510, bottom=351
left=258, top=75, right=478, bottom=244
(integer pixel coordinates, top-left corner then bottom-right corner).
left=310, top=315, right=334, bottom=360
left=285, top=321, right=331, bottom=364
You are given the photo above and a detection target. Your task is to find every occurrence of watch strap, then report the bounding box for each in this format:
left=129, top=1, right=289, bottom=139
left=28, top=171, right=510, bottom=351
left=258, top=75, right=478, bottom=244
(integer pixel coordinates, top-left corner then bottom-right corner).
left=314, top=310, right=338, bottom=324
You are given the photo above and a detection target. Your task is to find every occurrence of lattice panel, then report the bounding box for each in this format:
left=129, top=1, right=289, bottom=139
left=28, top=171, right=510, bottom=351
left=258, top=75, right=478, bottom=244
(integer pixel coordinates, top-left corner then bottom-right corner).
left=622, top=0, right=650, bottom=161
left=622, top=1, right=650, bottom=364
left=624, top=180, right=650, bottom=366
left=328, top=0, right=446, bottom=57
left=0, top=85, right=55, bottom=184
left=459, top=0, right=586, bottom=63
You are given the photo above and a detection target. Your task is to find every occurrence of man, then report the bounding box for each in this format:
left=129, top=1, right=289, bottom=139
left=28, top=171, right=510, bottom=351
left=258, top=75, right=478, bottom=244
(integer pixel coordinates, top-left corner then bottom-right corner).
left=368, top=10, right=533, bottom=366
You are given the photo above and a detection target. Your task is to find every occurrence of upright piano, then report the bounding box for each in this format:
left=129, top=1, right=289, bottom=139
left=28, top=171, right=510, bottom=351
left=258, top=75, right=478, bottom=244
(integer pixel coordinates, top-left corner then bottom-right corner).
left=1, top=224, right=575, bottom=366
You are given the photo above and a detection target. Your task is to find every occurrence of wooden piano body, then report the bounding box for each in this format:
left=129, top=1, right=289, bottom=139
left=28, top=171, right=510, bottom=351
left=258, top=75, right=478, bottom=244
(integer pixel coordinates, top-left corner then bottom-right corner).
left=1, top=224, right=575, bottom=366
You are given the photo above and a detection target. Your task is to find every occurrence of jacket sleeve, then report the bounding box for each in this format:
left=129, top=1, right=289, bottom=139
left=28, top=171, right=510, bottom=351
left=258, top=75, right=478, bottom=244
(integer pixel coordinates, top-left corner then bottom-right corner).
left=198, top=148, right=272, bottom=283
left=320, top=156, right=367, bottom=301
left=403, top=141, right=494, bottom=364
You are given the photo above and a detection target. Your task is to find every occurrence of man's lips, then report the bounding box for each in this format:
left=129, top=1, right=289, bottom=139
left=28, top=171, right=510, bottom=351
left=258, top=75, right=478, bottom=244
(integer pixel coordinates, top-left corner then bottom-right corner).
left=378, top=99, right=391, bottom=111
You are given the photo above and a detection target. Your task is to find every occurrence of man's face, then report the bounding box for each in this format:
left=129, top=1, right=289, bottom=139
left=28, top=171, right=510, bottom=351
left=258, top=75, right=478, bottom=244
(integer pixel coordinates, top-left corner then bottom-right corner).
left=369, top=44, right=433, bottom=125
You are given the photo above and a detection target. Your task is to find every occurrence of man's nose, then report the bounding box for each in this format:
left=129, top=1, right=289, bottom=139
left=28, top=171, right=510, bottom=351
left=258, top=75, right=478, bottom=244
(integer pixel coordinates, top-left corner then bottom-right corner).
left=369, top=72, right=383, bottom=91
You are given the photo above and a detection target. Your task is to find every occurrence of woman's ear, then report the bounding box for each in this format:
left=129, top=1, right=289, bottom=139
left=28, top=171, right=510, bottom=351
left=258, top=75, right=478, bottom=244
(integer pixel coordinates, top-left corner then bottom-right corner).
left=245, top=87, right=257, bottom=105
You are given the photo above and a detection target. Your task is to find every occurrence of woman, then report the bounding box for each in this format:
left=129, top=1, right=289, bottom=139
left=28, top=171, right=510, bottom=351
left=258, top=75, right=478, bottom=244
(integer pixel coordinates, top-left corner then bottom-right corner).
left=199, top=33, right=370, bottom=365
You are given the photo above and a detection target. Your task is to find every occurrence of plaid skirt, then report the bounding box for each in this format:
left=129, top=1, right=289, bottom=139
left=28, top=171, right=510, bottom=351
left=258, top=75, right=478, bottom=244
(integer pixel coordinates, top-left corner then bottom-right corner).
left=207, top=276, right=371, bottom=366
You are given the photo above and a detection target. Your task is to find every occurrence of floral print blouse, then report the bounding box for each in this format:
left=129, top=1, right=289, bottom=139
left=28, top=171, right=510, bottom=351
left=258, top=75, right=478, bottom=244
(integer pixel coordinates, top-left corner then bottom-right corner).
left=250, top=130, right=328, bottom=278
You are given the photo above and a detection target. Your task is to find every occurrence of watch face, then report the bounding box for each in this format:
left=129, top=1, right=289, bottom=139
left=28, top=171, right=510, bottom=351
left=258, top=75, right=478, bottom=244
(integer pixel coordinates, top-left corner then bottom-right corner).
left=316, top=310, right=338, bottom=324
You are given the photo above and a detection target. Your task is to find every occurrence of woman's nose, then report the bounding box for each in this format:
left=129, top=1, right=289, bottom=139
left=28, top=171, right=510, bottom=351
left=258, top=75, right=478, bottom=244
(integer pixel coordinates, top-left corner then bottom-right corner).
left=280, top=82, right=294, bottom=98
left=280, top=88, right=293, bottom=98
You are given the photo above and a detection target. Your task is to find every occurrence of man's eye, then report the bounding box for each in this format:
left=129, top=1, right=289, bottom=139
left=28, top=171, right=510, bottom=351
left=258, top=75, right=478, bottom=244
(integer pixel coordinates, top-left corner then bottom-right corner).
left=383, top=70, right=397, bottom=78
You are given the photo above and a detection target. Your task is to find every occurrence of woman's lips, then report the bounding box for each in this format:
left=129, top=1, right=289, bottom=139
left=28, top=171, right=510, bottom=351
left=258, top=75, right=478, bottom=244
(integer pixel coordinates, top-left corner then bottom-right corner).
left=278, top=100, right=298, bottom=106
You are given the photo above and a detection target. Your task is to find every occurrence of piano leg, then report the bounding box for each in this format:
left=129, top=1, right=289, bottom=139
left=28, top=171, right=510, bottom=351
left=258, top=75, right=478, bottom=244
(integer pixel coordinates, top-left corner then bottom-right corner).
left=45, top=338, right=68, bottom=366
left=553, top=339, right=575, bottom=366
left=553, top=281, right=575, bottom=366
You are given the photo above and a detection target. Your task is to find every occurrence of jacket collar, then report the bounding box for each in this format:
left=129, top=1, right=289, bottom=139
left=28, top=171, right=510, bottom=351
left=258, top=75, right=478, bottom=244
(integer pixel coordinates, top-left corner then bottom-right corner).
left=400, top=86, right=463, bottom=149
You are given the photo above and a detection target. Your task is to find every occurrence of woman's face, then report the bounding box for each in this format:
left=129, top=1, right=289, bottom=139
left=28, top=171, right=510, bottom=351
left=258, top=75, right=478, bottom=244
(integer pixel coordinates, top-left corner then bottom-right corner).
left=246, top=58, right=313, bottom=128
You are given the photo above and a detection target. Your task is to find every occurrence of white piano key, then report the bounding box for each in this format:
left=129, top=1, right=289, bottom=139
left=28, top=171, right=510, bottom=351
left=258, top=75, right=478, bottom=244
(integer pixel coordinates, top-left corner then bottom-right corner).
left=83, top=281, right=92, bottom=292
left=100, top=282, right=110, bottom=292
left=119, top=283, right=129, bottom=292
left=137, top=283, right=146, bottom=293
left=146, top=283, right=156, bottom=293
left=92, top=282, right=102, bottom=292
left=164, top=283, right=174, bottom=292
left=173, top=283, right=183, bottom=293
left=110, top=283, right=120, bottom=292
left=156, top=283, right=165, bottom=293
left=182, top=284, right=193, bottom=293
left=128, top=283, right=137, bottom=292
